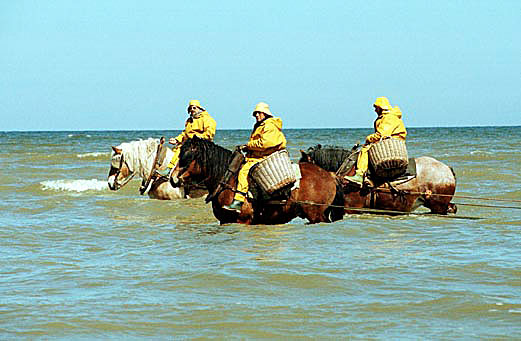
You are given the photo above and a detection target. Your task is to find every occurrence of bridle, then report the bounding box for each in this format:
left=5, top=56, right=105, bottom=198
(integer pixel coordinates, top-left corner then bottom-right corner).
left=111, top=152, right=135, bottom=189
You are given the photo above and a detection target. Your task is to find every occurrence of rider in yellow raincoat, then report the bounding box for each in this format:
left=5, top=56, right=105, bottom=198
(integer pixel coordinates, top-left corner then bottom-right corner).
left=157, top=99, right=217, bottom=175
left=344, top=97, right=407, bottom=186
left=223, top=102, right=287, bottom=213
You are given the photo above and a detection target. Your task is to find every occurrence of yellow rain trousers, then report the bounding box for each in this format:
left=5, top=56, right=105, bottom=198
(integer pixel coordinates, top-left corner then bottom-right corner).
left=355, top=106, right=407, bottom=175
left=234, top=117, right=287, bottom=202
left=168, top=111, right=217, bottom=168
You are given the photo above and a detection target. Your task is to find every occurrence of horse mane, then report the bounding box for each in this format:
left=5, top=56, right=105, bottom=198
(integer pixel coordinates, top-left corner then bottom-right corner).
left=116, top=138, right=164, bottom=178
left=180, top=137, right=233, bottom=182
left=305, top=144, right=356, bottom=172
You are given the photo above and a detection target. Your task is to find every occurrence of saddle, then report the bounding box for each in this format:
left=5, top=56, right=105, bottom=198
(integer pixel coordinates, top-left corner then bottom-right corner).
left=366, top=157, right=417, bottom=188
left=207, top=149, right=301, bottom=205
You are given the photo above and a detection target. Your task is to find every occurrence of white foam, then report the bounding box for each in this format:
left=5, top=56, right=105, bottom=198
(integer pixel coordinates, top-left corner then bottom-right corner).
left=77, top=152, right=108, bottom=158
left=68, top=134, right=91, bottom=138
left=470, top=150, right=493, bottom=155
left=41, top=179, right=107, bottom=192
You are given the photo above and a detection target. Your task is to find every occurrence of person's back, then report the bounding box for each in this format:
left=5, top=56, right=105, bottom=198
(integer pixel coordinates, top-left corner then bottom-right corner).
left=344, top=97, right=407, bottom=187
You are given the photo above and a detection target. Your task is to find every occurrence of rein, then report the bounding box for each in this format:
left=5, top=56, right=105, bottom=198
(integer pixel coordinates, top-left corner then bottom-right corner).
left=113, top=152, right=135, bottom=189
left=205, top=148, right=244, bottom=203
left=140, top=137, right=165, bottom=195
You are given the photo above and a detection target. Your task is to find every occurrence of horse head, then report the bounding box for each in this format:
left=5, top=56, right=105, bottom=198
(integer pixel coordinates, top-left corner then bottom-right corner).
left=299, top=144, right=359, bottom=173
left=107, top=146, right=135, bottom=190
left=299, top=144, right=322, bottom=164
left=170, top=137, right=233, bottom=191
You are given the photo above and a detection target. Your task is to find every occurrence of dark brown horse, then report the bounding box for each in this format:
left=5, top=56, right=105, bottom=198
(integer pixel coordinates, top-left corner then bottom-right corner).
left=300, top=145, right=457, bottom=215
left=170, top=137, right=344, bottom=225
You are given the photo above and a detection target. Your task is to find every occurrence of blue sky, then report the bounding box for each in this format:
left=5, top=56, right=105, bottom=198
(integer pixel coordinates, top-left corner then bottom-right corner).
left=1, top=0, right=520, bottom=131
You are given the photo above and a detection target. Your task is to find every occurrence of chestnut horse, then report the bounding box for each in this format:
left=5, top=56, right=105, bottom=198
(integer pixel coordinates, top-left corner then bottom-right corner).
left=300, top=145, right=457, bottom=215
left=107, top=138, right=202, bottom=200
left=170, top=137, right=344, bottom=225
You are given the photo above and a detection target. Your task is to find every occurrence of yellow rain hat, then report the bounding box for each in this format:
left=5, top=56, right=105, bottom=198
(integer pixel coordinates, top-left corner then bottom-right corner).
left=253, top=102, right=272, bottom=116
left=373, top=97, right=391, bottom=110
left=188, top=99, right=204, bottom=110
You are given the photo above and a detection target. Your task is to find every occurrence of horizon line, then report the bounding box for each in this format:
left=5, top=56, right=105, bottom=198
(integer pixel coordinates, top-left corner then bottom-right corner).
left=2, top=124, right=520, bottom=133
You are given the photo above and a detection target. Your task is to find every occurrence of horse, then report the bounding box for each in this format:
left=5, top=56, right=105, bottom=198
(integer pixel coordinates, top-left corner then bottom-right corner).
left=300, top=144, right=457, bottom=215
left=107, top=138, right=204, bottom=200
left=170, top=137, right=345, bottom=225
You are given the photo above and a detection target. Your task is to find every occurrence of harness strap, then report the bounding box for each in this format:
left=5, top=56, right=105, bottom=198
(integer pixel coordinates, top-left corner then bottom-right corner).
left=140, top=137, right=165, bottom=195
left=112, top=151, right=136, bottom=189
left=205, top=149, right=244, bottom=203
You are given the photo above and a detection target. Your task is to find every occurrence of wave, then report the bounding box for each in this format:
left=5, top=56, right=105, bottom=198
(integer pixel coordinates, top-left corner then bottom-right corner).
left=470, top=150, right=494, bottom=156
left=68, top=134, right=92, bottom=138
left=77, top=152, right=109, bottom=159
left=40, top=179, right=107, bottom=192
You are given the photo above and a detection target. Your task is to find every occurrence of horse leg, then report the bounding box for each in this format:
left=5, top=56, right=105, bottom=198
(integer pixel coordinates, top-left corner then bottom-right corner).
left=420, top=187, right=457, bottom=214
left=148, top=179, right=184, bottom=200
left=295, top=163, right=344, bottom=223
left=414, top=157, right=457, bottom=215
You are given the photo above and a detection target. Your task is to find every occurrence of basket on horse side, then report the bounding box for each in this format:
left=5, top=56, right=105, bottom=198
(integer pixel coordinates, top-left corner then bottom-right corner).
left=368, top=138, right=408, bottom=178
left=250, top=149, right=296, bottom=194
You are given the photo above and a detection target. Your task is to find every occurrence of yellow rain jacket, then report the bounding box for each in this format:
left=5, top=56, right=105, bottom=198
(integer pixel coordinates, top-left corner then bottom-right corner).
left=246, top=117, right=287, bottom=159
left=233, top=117, right=287, bottom=202
left=365, top=106, right=407, bottom=143
left=174, top=111, right=216, bottom=143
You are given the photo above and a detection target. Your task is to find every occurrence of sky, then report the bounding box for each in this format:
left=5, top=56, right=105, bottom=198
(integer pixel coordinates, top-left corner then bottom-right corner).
left=1, top=0, right=520, bottom=131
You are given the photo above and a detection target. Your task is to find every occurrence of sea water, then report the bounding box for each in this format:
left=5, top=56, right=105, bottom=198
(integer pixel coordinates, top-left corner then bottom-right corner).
left=1, top=127, right=520, bottom=339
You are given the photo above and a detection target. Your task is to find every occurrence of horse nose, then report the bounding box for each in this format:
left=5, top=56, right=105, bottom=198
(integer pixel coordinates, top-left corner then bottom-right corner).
left=107, top=175, right=118, bottom=190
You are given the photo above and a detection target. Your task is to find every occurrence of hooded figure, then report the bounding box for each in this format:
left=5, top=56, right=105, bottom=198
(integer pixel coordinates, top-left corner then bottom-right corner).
left=158, top=99, right=217, bottom=175
left=344, top=97, right=407, bottom=186
left=223, top=102, right=287, bottom=213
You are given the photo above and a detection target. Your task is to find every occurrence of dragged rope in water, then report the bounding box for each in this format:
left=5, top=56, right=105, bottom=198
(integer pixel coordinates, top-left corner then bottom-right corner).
left=371, top=188, right=521, bottom=210
left=374, top=188, right=521, bottom=204
left=449, top=202, right=521, bottom=210
left=295, top=201, right=483, bottom=220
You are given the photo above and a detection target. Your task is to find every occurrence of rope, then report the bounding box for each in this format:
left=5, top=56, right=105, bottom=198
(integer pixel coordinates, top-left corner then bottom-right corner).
left=371, top=188, right=521, bottom=210
left=296, top=200, right=483, bottom=220
left=375, top=188, right=521, bottom=203
left=451, top=202, right=521, bottom=210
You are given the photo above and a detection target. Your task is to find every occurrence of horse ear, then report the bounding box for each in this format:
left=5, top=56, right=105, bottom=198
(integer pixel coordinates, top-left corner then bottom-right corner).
left=300, top=150, right=311, bottom=163
left=112, top=146, right=122, bottom=154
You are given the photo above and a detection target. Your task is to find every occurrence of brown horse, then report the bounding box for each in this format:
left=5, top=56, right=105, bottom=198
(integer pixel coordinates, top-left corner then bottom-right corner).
left=300, top=145, right=457, bottom=215
left=170, top=137, right=344, bottom=225
left=107, top=138, right=204, bottom=200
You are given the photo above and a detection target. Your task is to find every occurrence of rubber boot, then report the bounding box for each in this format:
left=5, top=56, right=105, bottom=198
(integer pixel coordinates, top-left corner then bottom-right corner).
left=155, top=167, right=171, bottom=177
left=344, top=172, right=364, bottom=187
left=223, top=199, right=243, bottom=213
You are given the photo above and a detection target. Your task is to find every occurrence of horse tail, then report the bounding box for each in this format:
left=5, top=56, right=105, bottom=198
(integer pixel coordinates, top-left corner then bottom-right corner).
left=448, top=166, right=457, bottom=213
left=324, top=180, right=345, bottom=222
left=450, top=166, right=457, bottom=183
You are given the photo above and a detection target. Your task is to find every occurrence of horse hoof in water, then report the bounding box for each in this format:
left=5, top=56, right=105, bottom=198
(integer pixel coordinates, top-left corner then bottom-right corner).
left=447, top=203, right=457, bottom=214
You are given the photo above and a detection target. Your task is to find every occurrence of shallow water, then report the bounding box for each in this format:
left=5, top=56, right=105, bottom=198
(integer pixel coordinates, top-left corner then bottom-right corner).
left=1, top=127, right=521, bottom=339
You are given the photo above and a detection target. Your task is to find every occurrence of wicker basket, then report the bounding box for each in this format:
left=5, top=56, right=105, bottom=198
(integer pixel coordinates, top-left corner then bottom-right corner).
left=368, top=138, right=408, bottom=178
left=250, top=149, right=296, bottom=194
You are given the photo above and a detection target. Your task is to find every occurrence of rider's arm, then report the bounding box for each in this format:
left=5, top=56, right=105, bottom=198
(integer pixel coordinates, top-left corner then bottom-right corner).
left=247, top=123, right=282, bottom=151
left=174, top=119, right=190, bottom=143
left=366, top=115, right=397, bottom=143
left=194, top=115, right=216, bottom=141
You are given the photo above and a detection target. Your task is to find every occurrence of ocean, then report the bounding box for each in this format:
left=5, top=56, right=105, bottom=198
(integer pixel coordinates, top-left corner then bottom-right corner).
left=1, top=127, right=520, bottom=339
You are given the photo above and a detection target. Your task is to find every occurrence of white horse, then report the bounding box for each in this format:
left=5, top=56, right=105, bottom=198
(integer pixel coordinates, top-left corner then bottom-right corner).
left=107, top=138, right=186, bottom=200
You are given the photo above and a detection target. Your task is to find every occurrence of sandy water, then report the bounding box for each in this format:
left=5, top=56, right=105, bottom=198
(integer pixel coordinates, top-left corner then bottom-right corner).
left=1, top=127, right=520, bottom=339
